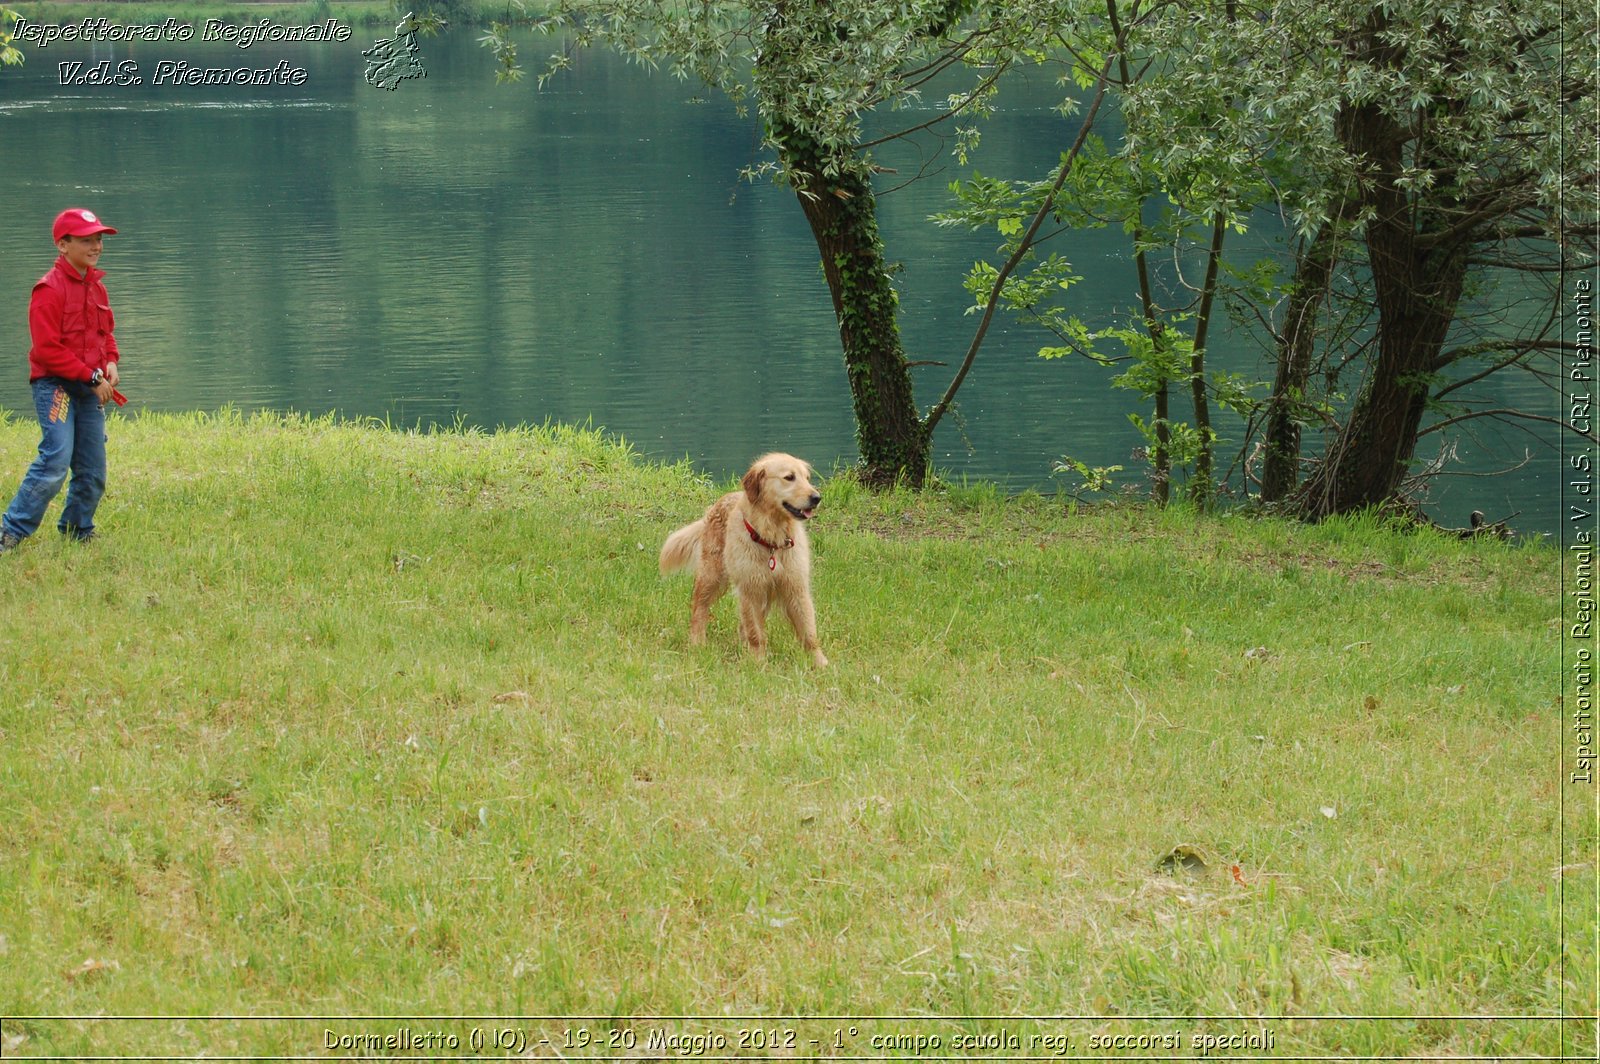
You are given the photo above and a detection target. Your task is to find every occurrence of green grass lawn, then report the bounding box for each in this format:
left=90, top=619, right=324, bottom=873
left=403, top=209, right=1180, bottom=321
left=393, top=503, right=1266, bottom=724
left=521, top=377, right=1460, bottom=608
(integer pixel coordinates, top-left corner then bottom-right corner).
left=0, top=411, right=1589, bottom=1059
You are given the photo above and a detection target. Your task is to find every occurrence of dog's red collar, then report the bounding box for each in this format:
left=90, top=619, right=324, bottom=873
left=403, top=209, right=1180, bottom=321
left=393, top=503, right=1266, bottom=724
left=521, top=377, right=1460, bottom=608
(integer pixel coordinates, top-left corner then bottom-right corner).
left=748, top=518, right=800, bottom=569
left=744, top=519, right=794, bottom=554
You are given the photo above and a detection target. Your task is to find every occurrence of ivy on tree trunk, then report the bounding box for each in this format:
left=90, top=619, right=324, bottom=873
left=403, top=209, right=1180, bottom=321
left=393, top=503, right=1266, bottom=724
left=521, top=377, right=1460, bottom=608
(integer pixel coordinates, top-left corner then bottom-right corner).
left=775, top=122, right=930, bottom=488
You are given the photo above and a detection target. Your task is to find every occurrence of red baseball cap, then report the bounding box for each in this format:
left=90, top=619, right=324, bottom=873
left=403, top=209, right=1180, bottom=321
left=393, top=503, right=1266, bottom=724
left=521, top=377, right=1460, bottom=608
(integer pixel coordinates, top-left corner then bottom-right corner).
left=53, top=208, right=118, bottom=241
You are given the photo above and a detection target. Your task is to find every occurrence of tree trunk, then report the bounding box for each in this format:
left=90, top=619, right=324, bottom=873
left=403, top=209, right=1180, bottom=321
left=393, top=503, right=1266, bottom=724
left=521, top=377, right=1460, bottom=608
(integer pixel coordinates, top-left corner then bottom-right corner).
left=1296, top=100, right=1470, bottom=518
left=1132, top=229, right=1170, bottom=505
left=1260, top=216, right=1343, bottom=503
left=1188, top=210, right=1226, bottom=507
left=1113, top=17, right=1173, bottom=508
left=757, top=0, right=929, bottom=490
left=786, top=155, right=929, bottom=488
left=1152, top=381, right=1170, bottom=505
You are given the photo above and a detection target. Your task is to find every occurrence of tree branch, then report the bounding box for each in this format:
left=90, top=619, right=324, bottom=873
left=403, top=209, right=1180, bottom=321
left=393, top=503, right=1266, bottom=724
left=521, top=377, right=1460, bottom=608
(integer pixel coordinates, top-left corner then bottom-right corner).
left=1419, top=408, right=1596, bottom=442
left=1430, top=338, right=1570, bottom=377
left=857, top=59, right=1008, bottom=151
left=922, top=51, right=1118, bottom=439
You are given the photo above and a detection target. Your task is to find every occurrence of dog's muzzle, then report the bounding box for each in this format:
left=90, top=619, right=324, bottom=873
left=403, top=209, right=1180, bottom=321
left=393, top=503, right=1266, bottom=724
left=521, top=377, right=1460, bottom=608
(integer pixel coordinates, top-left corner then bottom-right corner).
left=784, top=493, right=821, bottom=521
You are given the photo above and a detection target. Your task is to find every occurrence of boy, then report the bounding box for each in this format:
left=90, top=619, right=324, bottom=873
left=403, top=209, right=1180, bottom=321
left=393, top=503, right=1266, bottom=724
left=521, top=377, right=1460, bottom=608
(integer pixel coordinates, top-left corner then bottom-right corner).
left=0, top=208, right=123, bottom=553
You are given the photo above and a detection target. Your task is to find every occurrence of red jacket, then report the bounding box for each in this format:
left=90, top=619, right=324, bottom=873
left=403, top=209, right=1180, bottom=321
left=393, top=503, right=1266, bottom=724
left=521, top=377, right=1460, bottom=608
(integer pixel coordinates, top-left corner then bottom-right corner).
left=29, top=255, right=120, bottom=383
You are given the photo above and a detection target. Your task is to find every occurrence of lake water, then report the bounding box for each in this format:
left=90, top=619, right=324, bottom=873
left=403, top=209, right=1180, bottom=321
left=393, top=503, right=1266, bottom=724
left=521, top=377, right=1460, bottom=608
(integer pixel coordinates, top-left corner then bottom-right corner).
left=0, top=24, right=1564, bottom=535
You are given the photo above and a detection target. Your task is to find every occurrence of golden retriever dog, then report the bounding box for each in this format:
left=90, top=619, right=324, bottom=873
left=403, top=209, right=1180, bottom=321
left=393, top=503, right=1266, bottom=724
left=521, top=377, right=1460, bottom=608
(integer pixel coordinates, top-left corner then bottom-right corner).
left=659, top=453, right=828, bottom=667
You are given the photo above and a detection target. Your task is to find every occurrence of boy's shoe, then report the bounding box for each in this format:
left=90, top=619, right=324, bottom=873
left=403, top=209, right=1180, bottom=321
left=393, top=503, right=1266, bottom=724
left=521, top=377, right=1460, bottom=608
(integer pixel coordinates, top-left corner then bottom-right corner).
left=0, top=531, right=21, bottom=554
left=62, top=526, right=96, bottom=543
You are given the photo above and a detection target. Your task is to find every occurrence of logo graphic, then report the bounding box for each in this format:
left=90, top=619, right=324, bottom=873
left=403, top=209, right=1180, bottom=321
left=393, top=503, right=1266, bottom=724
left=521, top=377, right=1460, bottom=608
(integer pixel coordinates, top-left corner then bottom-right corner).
left=362, top=12, right=442, bottom=90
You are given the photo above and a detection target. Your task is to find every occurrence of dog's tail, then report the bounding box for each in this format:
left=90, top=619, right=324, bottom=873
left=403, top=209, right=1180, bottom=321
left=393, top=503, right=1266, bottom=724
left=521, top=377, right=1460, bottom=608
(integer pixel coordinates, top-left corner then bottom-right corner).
left=659, top=519, right=704, bottom=575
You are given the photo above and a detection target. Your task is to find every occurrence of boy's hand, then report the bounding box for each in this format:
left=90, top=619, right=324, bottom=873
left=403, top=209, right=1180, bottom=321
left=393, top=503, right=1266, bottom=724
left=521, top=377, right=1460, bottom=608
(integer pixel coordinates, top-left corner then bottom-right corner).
left=105, top=362, right=120, bottom=387
left=91, top=379, right=115, bottom=406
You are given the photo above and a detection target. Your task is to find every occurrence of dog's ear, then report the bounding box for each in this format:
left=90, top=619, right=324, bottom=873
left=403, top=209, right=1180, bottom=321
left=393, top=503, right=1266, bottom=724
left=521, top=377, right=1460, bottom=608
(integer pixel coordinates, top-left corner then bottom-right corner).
left=742, top=463, right=766, bottom=502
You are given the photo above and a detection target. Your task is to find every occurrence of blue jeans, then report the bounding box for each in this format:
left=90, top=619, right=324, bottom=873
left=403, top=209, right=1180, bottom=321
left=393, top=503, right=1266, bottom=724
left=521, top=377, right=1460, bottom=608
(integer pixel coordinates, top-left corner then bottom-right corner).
left=2, top=377, right=108, bottom=540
